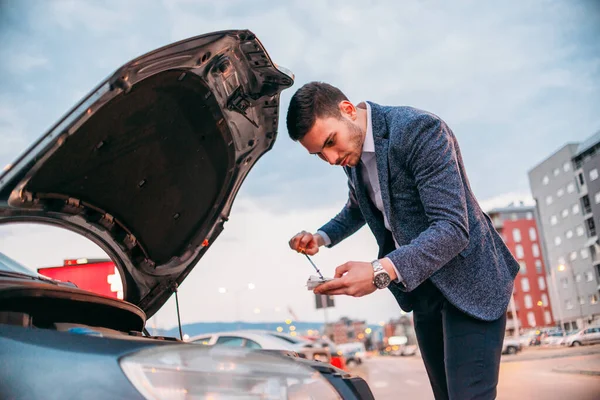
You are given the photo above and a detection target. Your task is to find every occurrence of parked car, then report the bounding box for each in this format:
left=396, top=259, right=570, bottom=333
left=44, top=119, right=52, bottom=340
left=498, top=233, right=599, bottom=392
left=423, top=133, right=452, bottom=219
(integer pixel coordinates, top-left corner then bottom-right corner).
left=336, top=342, right=368, bottom=365
left=188, top=330, right=331, bottom=363
left=299, top=335, right=349, bottom=370
left=541, top=331, right=565, bottom=346
left=0, top=29, right=374, bottom=399
left=502, top=337, right=522, bottom=355
left=563, top=327, right=600, bottom=347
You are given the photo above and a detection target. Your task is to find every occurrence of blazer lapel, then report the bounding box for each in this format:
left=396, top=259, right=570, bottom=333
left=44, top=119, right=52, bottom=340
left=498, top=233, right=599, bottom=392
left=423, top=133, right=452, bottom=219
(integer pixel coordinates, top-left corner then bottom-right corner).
left=369, top=102, right=393, bottom=222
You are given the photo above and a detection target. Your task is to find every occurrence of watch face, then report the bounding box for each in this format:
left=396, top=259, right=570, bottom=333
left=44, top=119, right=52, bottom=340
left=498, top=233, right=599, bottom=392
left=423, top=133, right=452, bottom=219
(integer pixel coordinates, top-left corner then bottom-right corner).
left=374, top=272, right=391, bottom=289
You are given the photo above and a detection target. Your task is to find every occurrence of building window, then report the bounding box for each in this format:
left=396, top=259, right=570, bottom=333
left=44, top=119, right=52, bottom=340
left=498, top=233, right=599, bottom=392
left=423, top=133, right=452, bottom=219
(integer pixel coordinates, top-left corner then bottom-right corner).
left=550, top=215, right=558, bottom=225
left=546, top=196, right=553, bottom=205
left=595, top=192, right=600, bottom=204
left=538, top=276, right=546, bottom=290
left=575, top=274, right=582, bottom=283
left=570, top=251, right=577, bottom=261
left=527, top=312, right=536, bottom=327
left=581, top=248, right=589, bottom=259
left=529, top=228, right=537, bottom=241
left=510, top=213, right=518, bottom=221
left=519, top=261, right=527, bottom=274
left=560, top=277, right=569, bottom=289
left=585, top=271, right=594, bottom=282
left=564, top=162, right=571, bottom=172
left=561, top=209, right=569, bottom=218
left=591, top=294, right=599, bottom=305
left=577, top=226, right=585, bottom=236
left=579, top=173, right=585, bottom=186
left=526, top=212, right=533, bottom=220
left=583, top=195, right=592, bottom=214
left=586, top=217, right=596, bottom=237
left=541, top=293, right=549, bottom=306
left=557, top=188, right=565, bottom=198
left=524, top=294, right=533, bottom=308
left=558, top=256, right=566, bottom=265
left=566, top=300, right=574, bottom=310
left=567, top=182, right=575, bottom=193
left=543, top=175, right=549, bottom=185
left=590, top=169, right=599, bottom=181
left=521, top=278, right=530, bottom=292
left=566, top=230, right=573, bottom=239
left=532, top=244, right=540, bottom=257
left=578, top=296, right=585, bottom=305
left=572, top=204, right=580, bottom=215
left=545, top=311, right=552, bottom=324
left=515, top=245, right=525, bottom=259
left=554, top=236, right=562, bottom=246
left=513, top=229, right=522, bottom=243
left=554, top=168, right=560, bottom=177
left=535, top=259, right=543, bottom=273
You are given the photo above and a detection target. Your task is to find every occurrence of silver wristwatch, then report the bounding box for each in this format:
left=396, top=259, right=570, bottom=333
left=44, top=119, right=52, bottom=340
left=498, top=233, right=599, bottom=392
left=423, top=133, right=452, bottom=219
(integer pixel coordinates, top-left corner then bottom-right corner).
left=371, top=260, right=391, bottom=289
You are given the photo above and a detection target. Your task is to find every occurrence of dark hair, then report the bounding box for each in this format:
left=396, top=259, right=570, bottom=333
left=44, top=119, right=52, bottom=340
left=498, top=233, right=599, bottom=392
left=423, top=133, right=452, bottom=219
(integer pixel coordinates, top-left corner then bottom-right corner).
left=286, top=81, right=349, bottom=141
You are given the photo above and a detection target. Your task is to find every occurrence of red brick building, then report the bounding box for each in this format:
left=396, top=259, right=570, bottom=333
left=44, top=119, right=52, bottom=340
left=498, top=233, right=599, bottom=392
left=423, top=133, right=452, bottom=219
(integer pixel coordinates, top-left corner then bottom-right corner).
left=488, top=204, right=554, bottom=331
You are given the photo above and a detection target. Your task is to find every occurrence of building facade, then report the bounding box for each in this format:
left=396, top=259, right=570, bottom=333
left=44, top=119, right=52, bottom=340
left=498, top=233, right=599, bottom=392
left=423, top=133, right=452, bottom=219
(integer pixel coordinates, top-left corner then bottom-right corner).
left=528, top=134, right=600, bottom=331
left=324, top=317, right=367, bottom=344
left=488, top=205, right=554, bottom=332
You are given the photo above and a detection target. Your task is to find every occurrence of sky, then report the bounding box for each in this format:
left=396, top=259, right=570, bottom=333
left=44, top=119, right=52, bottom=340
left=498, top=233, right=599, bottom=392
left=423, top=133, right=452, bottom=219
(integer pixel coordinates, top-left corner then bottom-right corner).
left=0, top=0, right=599, bottom=330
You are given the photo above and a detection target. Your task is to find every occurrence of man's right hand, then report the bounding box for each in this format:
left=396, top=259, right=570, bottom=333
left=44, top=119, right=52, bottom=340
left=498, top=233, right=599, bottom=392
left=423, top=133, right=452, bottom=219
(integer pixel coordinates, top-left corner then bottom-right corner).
left=288, top=231, right=324, bottom=255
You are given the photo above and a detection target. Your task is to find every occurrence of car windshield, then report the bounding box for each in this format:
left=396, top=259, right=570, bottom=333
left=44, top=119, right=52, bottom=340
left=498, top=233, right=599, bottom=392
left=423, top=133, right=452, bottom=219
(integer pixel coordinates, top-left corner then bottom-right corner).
left=0, top=252, right=41, bottom=278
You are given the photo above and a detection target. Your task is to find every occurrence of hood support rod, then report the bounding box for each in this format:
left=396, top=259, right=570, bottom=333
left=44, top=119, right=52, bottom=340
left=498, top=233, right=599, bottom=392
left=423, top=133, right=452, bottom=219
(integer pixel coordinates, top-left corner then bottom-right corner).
left=173, top=282, right=183, bottom=340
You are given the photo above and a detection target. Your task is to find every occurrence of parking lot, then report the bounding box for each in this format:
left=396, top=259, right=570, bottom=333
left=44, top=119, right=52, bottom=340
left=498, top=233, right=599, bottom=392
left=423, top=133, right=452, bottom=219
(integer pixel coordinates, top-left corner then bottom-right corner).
left=348, top=345, right=600, bottom=399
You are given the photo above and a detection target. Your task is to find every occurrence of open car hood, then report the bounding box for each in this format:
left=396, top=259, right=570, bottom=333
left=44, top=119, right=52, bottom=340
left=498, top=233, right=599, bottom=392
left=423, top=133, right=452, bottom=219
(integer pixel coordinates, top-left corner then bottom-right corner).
left=0, top=30, right=293, bottom=317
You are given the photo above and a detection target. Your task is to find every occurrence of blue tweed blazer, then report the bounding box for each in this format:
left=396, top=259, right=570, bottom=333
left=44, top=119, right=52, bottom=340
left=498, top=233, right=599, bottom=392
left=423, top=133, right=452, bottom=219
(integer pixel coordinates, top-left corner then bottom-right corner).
left=319, top=102, right=519, bottom=321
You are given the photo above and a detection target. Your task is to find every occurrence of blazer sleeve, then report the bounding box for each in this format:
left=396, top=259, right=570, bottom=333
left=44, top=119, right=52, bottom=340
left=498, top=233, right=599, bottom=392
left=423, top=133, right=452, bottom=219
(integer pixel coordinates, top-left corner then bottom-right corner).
left=386, top=113, right=469, bottom=291
left=318, top=176, right=366, bottom=247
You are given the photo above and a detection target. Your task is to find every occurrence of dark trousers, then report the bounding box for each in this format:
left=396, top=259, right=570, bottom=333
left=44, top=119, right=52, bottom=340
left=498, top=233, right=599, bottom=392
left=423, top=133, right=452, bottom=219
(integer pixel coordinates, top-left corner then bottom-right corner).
left=411, top=280, right=506, bottom=400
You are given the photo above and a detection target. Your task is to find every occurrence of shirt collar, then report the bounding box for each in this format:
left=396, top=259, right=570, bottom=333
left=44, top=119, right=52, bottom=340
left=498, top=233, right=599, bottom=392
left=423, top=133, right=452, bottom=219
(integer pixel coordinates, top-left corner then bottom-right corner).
left=362, top=101, right=375, bottom=154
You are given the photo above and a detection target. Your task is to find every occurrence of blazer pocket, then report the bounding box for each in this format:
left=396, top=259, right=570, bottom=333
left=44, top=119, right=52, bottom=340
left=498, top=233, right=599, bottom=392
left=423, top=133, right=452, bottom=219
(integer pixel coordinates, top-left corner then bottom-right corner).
left=458, top=221, right=483, bottom=258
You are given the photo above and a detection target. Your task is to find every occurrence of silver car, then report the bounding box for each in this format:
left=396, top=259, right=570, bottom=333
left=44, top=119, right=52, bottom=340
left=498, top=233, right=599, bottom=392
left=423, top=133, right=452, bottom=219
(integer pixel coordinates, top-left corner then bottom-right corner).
left=564, top=327, right=600, bottom=347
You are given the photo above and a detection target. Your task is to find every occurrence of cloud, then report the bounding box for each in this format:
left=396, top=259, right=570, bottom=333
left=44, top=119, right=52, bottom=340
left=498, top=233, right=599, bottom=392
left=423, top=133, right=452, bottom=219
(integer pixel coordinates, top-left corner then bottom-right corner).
left=0, top=100, right=28, bottom=160
left=4, top=53, right=48, bottom=74
left=478, top=192, right=535, bottom=213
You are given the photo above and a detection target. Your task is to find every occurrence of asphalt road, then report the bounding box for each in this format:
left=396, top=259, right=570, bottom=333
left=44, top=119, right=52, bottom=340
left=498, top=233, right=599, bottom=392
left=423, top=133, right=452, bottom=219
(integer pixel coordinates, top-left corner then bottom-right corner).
left=348, top=347, right=600, bottom=399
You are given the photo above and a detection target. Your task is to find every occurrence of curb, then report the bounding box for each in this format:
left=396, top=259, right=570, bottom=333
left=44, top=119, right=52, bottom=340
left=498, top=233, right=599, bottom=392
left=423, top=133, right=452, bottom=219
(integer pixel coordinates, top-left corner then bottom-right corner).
left=552, top=368, right=600, bottom=377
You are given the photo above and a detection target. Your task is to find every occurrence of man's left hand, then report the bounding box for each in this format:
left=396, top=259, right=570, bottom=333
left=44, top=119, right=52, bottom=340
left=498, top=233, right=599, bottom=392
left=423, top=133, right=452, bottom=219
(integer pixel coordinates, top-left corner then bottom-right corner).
left=313, top=261, right=377, bottom=297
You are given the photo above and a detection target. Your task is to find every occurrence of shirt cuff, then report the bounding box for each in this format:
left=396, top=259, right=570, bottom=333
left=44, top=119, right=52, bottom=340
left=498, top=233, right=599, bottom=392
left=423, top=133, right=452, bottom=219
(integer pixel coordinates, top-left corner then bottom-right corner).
left=315, top=230, right=332, bottom=247
left=384, top=257, right=403, bottom=283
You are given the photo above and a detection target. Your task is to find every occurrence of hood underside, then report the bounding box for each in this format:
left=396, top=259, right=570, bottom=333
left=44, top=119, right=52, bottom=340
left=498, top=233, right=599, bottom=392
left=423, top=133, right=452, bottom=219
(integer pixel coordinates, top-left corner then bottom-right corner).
left=0, top=30, right=293, bottom=317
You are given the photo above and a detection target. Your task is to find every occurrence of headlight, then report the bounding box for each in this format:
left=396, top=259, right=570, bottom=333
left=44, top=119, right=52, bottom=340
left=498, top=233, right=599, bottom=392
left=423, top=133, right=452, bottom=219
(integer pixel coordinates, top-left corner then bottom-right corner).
left=120, top=344, right=341, bottom=400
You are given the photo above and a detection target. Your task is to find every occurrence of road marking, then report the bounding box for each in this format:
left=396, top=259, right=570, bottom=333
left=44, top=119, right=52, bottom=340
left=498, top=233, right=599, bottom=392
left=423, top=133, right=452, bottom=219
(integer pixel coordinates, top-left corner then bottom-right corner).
left=372, top=381, right=389, bottom=388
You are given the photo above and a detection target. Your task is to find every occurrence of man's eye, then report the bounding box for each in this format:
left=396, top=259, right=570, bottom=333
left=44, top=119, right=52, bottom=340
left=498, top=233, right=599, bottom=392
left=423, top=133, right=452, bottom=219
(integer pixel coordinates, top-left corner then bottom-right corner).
left=326, top=139, right=334, bottom=147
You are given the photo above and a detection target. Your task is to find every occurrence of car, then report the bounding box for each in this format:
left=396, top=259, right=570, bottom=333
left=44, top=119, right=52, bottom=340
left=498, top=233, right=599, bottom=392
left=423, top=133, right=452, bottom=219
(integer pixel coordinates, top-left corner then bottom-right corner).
left=336, top=342, right=368, bottom=365
left=563, top=327, right=600, bottom=347
left=188, top=330, right=331, bottom=362
left=541, top=331, right=565, bottom=346
left=502, top=337, right=522, bottom=355
left=299, top=335, right=349, bottom=370
left=0, top=29, right=374, bottom=399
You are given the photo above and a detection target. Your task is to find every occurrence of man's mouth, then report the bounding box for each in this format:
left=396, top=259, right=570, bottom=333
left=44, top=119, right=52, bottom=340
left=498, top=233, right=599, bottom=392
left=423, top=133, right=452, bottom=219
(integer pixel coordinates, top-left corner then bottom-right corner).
left=340, top=155, right=349, bottom=167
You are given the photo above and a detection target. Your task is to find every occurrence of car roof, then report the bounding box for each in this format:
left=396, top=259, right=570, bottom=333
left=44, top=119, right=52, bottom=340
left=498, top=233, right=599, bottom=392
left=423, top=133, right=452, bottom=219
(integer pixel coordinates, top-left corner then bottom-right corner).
left=187, top=330, right=298, bottom=350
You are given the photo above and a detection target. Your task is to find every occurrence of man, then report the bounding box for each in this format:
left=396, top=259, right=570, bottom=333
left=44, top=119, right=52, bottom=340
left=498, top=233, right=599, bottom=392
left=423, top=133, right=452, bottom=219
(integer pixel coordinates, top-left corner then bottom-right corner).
left=286, top=82, right=519, bottom=400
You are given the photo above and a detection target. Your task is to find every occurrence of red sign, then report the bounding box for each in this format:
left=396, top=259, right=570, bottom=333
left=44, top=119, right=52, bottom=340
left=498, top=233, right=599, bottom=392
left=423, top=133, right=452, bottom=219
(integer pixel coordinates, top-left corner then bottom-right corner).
left=38, top=260, right=123, bottom=299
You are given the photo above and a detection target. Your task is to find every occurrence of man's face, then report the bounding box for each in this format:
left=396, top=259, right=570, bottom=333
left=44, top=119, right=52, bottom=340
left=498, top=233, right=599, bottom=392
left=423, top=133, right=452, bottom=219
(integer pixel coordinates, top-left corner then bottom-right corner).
left=299, top=101, right=364, bottom=167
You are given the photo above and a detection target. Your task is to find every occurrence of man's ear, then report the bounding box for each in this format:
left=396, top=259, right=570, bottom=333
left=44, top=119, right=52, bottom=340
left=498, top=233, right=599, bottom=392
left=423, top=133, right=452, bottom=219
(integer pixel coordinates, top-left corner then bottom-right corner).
left=338, top=100, right=356, bottom=120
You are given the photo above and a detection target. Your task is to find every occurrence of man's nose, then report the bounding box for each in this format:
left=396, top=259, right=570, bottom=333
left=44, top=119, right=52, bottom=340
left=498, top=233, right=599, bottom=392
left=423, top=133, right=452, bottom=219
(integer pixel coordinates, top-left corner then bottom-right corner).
left=321, top=149, right=337, bottom=165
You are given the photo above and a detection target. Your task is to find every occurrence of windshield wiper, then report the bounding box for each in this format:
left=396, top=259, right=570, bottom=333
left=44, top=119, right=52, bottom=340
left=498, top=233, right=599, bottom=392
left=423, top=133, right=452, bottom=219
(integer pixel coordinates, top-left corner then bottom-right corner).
left=0, top=270, right=61, bottom=285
